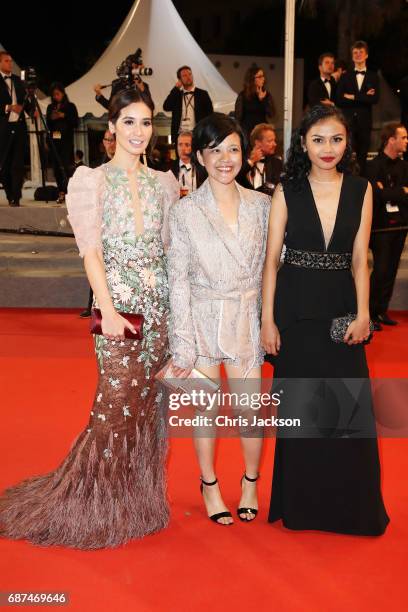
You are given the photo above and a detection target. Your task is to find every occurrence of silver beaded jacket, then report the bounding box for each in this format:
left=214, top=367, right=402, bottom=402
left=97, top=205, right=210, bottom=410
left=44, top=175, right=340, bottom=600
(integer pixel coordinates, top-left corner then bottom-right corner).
left=167, top=178, right=271, bottom=376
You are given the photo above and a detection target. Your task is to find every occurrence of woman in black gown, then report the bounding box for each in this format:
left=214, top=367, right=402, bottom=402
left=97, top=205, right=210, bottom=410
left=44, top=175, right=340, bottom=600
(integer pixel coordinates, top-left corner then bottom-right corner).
left=261, top=105, right=389, bottom=535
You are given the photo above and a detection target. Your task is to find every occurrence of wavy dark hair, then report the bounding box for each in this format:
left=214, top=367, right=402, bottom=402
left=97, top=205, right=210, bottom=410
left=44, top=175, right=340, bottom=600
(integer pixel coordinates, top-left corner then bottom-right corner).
left=282, top=105, right=353, bottom=189
left=192, top=112, right=247, bottom=167
left=50, top=81, right=69, bottom=103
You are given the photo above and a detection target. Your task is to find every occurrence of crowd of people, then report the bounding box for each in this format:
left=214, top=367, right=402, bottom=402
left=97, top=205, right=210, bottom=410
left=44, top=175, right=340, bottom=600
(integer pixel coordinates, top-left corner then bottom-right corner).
left=0, top=40, right=407, bottom=548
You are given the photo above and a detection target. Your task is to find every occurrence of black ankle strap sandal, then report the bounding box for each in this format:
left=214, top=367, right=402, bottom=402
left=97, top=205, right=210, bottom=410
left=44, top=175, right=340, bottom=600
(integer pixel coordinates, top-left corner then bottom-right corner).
left=237, top=473, right=259, bottom=522
left=200, top=477, right=233, bottom=525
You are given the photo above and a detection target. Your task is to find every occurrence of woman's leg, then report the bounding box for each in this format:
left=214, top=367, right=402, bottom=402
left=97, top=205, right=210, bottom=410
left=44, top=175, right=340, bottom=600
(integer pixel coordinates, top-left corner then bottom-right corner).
left=193, top=364, right=233, bottom=525
left=225, top=364, right=263, bottom=520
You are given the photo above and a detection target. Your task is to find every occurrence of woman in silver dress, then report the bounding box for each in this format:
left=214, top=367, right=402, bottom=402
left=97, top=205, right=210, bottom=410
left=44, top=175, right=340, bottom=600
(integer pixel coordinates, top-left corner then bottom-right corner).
left=167, top=113, right=270, bottom=525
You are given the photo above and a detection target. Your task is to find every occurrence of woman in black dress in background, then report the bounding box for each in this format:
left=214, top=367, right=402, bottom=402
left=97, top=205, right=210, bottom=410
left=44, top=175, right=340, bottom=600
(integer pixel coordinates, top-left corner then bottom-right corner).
left=235, top=66, right=275, bottom=141
left=46, top=82, right=79, bottom=203
left=261, top=106, right=389, bottom=535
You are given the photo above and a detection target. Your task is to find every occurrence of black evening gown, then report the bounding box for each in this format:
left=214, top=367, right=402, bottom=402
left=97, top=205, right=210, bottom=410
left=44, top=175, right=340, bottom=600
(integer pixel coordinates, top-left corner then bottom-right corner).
left=269, top=174, right=389, bottom=535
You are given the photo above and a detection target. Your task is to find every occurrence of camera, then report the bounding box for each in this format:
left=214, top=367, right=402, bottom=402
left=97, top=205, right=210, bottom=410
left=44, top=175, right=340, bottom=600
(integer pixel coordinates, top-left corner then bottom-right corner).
left=116, top=48, right=153, bottom=87
left=20, top=66, right=38, bottom=89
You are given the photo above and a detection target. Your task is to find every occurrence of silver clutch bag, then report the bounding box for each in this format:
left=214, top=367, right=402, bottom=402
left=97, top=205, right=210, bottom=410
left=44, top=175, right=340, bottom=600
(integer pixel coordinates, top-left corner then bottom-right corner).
left=330, top=313, right=375, bottom=343
left=154, top=360, right=220, bottom=411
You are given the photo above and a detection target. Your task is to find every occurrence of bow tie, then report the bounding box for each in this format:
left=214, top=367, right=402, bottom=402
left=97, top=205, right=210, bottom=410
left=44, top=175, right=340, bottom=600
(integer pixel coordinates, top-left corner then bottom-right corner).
left=180, top=164, right=191, bottom=171
left=355, top=70, right=366, bottom=75
left=3, top=75, right=11, bottom=79
left=323, top=78, right=330, bottom=83
left=183, top=91, right=193, bottom=96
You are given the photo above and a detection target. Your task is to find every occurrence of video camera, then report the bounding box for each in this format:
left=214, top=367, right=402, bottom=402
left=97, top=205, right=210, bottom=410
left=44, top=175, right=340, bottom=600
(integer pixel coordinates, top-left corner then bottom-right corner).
left=116, top=48, right=153, bottom=87
left=20, top=66, right=38, bottom=90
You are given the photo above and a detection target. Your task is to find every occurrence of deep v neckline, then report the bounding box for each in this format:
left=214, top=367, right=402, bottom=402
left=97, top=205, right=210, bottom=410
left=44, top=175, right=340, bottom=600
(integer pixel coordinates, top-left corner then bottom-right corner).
left=307, top=174, right=345, bottom=252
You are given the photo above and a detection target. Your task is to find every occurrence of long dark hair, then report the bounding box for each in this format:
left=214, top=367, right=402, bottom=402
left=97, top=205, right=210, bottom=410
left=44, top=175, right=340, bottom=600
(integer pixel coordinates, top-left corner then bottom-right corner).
left=108, top=88, right=155, bottom=124
left=50, top=81, right=69, bottom=104
left=243, top=65, right=264, bottom=99
left=282, top=105, right=352, bottom=189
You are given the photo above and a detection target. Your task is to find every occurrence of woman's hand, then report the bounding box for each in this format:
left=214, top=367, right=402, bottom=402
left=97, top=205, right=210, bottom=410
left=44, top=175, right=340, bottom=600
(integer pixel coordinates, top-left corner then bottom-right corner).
left=344, top=317, right=371, bottom=345
left=101, top=310, right=137, bottom=341
left=257, top=87, right=267, bottom=100
left=261, top=321, right=281, bottom=355
left=166, top=358, right=193, bottom=379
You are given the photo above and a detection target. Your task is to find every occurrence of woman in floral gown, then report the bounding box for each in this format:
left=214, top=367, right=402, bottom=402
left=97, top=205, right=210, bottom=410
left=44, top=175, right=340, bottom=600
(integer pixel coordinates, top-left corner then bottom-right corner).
left=0, top=89, right=179, bottom=549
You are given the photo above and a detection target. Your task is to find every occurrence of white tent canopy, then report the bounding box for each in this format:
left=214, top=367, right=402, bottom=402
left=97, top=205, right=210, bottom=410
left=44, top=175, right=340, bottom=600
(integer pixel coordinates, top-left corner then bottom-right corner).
left=65, top=0, right=237, bottom=117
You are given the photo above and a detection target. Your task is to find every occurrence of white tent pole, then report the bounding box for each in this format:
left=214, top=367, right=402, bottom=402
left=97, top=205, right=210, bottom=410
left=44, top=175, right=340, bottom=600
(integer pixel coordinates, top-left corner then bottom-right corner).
left=283, top=0, right=296, bottom=160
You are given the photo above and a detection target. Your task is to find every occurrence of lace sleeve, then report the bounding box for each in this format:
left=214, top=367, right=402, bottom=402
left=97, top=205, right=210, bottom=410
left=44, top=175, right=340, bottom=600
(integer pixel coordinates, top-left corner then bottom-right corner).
left=153, top=169, right=180, bottom=250
left=66, top=166, right=105, bottom=257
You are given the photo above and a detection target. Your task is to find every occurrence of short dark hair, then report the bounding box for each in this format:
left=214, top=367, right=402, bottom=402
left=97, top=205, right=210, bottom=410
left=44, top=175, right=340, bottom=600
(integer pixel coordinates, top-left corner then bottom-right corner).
left=177, top=65, right=192, bottom=80
left=108, top=88, right=155, bottom=124
left=192, top=112, right=247, bottom=164
left=351, top=40, right=369, bottom=54
left=75, top=149, right=84, bottom=159
left=380, top=122, right=406, bottom=150
left=318, top=52, right=335, bottom=66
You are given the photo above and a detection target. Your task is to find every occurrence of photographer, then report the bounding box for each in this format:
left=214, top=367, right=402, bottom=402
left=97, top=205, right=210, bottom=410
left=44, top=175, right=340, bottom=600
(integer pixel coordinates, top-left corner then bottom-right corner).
left=0, top=51, right=33, bottom=206
left=93, top=50, right=151, bottom=110
left=163, top=66, right=213, bottom=144
left=46, top=82, right=79, bottom=204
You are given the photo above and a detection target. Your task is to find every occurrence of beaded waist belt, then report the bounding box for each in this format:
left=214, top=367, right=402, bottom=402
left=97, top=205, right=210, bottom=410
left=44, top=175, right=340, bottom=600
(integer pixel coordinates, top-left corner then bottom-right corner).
left=284, top=248, right=352, bottom=270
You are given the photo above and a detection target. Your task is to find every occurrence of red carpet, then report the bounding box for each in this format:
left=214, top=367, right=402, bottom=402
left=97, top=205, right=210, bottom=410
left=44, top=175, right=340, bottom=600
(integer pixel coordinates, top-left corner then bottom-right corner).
left=0, top=309, right=407, bottom=611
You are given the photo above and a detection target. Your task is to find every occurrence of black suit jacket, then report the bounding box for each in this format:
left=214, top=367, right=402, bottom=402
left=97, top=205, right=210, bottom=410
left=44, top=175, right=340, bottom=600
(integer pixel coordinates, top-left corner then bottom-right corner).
left=169, top=158, right=206, bottom=189
left=336, top=69, right=380, bottom=129
left=163, top=87, right=213, bottom=143
left=307, top=76, right=336, bottom=108
left=238, top=155, right=283, bottom=190
left=0, top=74, right=30, bottom=124
left=366, top=152, right=408, bottom=229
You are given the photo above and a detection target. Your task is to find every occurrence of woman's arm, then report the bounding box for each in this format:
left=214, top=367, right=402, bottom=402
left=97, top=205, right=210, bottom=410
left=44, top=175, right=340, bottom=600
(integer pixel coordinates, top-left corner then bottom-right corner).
left=66, top=167, right=135, bottom=340
left=167, top=205, right=197, bottom=373
left=345, top=181, right=373, bottom=345
left=82, top=249, right=135, bottom=340
left=260, top=186, right=287, bottom=355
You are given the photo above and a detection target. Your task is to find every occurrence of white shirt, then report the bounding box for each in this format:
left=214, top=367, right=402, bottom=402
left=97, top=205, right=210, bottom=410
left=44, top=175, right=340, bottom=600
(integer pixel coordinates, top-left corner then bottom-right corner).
left=249, top=160, right=265, bottom=190
left=1, top=71, right=19, bottom=122
left=179, top=87, right=196, bottom=133
left=179, top=160, right=196, bottom=193
left=321, top=76, right=331, bottom=99
left=354, top=65, right=367, bottom=91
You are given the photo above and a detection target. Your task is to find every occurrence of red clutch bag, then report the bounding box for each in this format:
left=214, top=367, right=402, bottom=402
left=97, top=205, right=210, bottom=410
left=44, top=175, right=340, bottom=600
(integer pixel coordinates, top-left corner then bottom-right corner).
left=90, top=308, right=144, bottom=340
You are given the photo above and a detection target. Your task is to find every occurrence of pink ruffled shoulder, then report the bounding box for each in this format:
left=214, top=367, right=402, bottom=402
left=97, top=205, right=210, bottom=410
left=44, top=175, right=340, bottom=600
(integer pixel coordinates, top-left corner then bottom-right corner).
left=66, top=165, right=105, bottom=257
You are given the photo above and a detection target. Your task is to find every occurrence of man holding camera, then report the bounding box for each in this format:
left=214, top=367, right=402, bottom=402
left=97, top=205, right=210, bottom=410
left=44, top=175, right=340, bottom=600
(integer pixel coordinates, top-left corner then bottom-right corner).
left=93, top=52, right=151, bottom=110
left=0, top=51, right=31, bottom=206
left=163, top=66, right=213, bottom=144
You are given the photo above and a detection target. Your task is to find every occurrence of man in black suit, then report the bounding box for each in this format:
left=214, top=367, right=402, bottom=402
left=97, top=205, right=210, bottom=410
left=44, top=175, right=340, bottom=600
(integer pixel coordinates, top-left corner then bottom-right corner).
left=307, top=52, right=337, bottom=109
left=366, top=122, right=408, bottom=329
left=239, top=123, right=282, bottom=194
left=336, top=40, right=380, bottom=176
left=163, top=66, right=213, bottom=144
left=0, top=51, right=31, bottom=206
left=169, top=131, right=205, bottom=196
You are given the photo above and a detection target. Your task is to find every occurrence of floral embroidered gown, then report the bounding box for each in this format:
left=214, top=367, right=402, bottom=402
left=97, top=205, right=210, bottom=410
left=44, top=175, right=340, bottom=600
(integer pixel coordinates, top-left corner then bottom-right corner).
left=0, top=163, right=179, bottom=549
